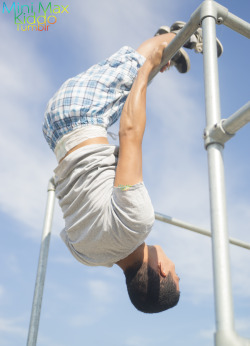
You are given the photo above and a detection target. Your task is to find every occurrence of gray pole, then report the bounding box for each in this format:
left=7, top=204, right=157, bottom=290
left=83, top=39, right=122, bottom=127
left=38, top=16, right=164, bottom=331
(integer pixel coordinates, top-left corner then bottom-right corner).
left=222, top=101, right=250, bottom=135
left=155, top=212, right=250, bottom=250
left=202, top=2, right=236, bottom=344
left=27, top=177, right=56, bottom=346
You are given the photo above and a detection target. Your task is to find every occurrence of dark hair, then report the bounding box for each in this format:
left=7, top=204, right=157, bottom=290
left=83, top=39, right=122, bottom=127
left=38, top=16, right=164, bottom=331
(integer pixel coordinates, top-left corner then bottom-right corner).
left=125, top=261, right=180, bottom=313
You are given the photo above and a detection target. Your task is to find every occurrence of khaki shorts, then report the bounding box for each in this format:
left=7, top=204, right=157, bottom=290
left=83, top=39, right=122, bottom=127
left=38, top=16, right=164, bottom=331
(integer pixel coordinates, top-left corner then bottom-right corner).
left=55, top=144, right=155, bottom=267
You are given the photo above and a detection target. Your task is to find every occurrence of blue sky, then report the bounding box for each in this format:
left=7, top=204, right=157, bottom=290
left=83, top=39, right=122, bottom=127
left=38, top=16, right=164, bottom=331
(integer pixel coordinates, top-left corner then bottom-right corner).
left=0, top=0, right=249, bottom=345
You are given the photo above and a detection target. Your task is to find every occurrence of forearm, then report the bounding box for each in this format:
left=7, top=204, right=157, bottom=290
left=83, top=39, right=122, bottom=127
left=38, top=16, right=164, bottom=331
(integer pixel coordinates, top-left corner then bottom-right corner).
left=114, top=43, right=166, bottom=187
left=119, top=60, right=153, bottom=140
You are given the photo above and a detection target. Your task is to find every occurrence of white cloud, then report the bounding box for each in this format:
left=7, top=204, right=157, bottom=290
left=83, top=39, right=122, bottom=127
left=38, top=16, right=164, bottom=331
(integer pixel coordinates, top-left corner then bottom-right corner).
left=0, top=19, right=61, bottom=238
left=125, top=335, right=155, bottom=346
left=0, top=285, right=5, bottom=303
left=4, top=254, right=21, bottom=275
left=69, top=308, right=106, bottom=328
left=65, top=278, right=119, bottom=328
left=68, top=0, right=188, bottom=62
left=199, top=327, right=215, bottom=341
left=50, top=255, right=75, bottom=265
left=87, top=279, right=115, bottom=304
left=0, top=316, right=27, bottom=338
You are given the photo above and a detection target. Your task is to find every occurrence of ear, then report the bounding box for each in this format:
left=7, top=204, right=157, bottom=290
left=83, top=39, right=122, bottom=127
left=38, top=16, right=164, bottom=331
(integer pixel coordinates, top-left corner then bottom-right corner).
left=159, top=261, right=167, bottom=278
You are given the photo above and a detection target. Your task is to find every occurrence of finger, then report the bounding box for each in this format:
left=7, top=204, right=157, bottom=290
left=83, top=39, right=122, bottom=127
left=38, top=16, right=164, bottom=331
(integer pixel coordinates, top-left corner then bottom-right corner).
left=160, top=61, right=170, bottom=73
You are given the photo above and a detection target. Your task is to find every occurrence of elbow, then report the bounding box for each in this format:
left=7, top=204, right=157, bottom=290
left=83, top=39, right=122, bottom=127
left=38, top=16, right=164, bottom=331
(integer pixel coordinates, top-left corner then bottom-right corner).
left=119, top=126, right=143, bottom=144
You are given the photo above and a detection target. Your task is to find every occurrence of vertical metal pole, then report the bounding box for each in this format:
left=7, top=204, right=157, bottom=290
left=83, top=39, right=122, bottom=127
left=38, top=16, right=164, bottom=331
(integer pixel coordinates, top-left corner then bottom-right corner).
left=27, top=177, right=56, bottom=346
left=202, top=1, right=236, bottom=343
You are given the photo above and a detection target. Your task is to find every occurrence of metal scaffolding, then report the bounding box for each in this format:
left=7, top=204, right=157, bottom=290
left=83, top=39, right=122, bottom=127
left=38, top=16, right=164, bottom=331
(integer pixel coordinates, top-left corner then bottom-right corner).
left=27, top=1, right=250, bottom=345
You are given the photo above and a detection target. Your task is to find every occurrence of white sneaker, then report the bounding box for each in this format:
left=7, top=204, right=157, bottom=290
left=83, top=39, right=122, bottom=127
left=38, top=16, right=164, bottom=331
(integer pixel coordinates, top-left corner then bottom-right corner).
left=170, top=21, right=223, bottom=58
left=154, top=26, right=191, bottom=73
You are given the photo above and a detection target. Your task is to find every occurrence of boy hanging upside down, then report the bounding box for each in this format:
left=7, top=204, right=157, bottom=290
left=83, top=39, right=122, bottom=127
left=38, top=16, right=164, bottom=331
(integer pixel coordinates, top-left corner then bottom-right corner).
left=43, top=23, right=222, bottom=313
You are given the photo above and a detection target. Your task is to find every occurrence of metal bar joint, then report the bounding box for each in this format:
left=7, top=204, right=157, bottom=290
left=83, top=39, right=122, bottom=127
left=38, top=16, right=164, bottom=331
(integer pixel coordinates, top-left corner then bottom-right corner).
left=47, top=176, right=56, bottom=192
left=203, top=121, right=234, bottom=149
left=199, top=1, right=228, bottom=25
left=204, top=101, right=250, bottom=149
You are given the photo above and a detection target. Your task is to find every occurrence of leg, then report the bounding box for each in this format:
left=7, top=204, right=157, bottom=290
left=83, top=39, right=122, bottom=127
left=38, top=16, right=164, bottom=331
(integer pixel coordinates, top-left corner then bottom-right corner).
left=114, top=41, right=170, bottom=188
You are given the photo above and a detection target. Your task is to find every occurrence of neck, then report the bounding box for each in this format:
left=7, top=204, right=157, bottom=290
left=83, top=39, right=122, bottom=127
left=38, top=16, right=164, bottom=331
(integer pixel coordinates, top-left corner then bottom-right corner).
left=116, top=243, right=148, bottom=272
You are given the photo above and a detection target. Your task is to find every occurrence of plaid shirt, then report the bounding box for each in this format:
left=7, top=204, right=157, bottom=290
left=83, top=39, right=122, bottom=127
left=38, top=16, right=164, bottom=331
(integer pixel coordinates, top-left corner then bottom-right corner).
left=43, top=46, right=145, bottom=151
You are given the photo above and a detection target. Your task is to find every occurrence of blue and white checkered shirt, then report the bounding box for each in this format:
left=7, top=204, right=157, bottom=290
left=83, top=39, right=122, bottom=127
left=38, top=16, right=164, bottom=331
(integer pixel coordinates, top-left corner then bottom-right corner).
left=43, top=46, right=145, bottom=151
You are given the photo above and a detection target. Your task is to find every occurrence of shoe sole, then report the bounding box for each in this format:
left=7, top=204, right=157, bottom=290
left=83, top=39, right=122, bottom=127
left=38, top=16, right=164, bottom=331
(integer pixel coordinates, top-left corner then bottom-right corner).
left=154, top=25, right=190, bottom=73
left=172, top=47, right=190, bottom=73
left=154, top=26, right=170, bottom=36
left=170, top=21, right=186, bottom=32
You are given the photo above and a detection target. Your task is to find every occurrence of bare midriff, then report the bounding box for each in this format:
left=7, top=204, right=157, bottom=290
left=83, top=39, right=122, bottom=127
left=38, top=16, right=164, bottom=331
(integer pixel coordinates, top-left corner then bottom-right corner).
left=59, top=137, right=109, bottom=163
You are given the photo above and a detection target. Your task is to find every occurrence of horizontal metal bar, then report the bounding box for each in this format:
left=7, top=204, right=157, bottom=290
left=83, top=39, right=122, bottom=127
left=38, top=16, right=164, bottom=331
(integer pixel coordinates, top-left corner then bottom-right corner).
left=203, top=101, right=250, bottom=148
left=148, top=7, right=201, bottom=83
left=155, top=212, right=250, bottom=250
left=148, top=1, right=249, bottom=84
left=222, top=101, right=250, bottom=135
left=218, top=6, right=250, bottom=38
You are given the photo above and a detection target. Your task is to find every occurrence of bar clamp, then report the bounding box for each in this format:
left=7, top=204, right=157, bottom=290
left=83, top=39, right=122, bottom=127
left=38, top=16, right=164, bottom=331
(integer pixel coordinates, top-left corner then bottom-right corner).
left=203, top=120, right=235, bottom=149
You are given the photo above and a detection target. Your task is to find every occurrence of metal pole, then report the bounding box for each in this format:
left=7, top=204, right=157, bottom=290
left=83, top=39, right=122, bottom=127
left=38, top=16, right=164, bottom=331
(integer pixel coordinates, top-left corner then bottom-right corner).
left=222, top=101, right=250, bottom=135
left=202, top=1, right=236, bottom=343
left=27, top=177, right=56, bottom=346
left=148, top=7, right=201, bottom=83
left=155, top=212, right=250, bottom=250
left=221, top=9, right=250, bottom=38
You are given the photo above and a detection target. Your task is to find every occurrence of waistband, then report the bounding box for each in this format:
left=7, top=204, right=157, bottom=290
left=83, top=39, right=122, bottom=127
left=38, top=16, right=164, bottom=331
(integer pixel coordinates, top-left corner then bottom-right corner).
left=54, top=125, right=109, bottom=162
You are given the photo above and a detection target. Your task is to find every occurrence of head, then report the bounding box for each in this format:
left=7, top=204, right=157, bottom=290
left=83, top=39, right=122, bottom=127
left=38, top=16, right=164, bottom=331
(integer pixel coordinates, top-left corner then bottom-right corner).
left=124, top=245, right=180, bottom=313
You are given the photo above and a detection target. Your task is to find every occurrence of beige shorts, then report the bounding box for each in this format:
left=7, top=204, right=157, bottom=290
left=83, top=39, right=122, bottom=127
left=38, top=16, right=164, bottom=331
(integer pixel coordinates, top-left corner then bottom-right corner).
left=55, top=144, right=155, bottom=267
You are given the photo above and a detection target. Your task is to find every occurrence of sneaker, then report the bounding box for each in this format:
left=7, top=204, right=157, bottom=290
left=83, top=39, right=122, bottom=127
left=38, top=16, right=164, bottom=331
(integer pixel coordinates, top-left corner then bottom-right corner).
left=169, top=49, right=190, bottom=74
left=170, top=21, right=223, bottom=58
left=154, top=25, right=171, bottom=36
left=155, top=26, right=190, bottom=73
